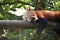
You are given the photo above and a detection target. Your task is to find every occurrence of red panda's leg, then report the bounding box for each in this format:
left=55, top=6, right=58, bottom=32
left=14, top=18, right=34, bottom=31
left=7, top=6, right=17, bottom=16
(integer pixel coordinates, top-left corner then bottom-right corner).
left=36, top=18, right=48, bottom=35
left=36, top=12, right=48, bottom=35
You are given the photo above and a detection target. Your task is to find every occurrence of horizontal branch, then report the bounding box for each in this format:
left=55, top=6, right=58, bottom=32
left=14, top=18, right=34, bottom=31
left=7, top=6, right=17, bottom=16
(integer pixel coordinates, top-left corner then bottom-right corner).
left=0, top=20, right=59, bottom=30
left=0, top=20, right=39, bottom=29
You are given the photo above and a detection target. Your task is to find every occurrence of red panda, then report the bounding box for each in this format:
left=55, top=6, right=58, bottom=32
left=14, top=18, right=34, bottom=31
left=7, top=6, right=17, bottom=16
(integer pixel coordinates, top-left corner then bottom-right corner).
left=23, top=9, right=60, bottom=35
left=23, top=10, right=60, bottom=23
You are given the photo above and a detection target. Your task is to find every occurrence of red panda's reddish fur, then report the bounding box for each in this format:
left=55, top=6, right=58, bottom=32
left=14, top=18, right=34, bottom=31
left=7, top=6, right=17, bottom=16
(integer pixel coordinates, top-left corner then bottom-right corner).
left=23, top=10, right=60, bottom=35
left=34, top=10, right=60, bottom=23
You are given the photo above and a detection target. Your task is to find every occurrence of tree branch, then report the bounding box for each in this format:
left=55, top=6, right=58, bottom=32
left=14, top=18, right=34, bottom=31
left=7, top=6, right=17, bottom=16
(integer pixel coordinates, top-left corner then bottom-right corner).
left=0, top=20, right=39, bottom=29
left=0, top=20, right=59, bottom=30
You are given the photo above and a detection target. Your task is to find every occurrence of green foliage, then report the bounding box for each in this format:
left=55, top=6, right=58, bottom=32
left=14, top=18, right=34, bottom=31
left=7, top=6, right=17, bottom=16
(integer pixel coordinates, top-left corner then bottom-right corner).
left=40, top=0, right=48, bottom=9
left=55, top=1, right=60, bottom=10
left=3, top=0, right=15, bottom=2
left=0, top=0, right=60, bottom=40
left=21, top=0, right=31, bottom=3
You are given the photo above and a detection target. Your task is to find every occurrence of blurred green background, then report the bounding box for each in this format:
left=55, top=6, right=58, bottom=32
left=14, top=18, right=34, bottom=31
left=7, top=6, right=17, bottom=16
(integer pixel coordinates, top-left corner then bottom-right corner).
left=0, top=0, right=60, bottom=40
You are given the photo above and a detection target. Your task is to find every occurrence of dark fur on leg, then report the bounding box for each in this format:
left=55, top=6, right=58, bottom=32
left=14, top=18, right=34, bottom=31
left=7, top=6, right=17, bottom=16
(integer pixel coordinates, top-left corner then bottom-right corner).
left=36, top=18, right=48, bottom=35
